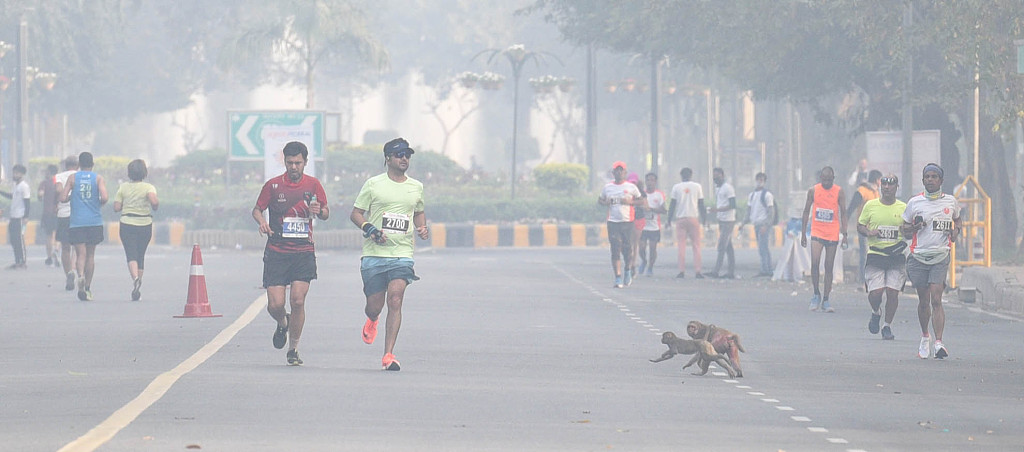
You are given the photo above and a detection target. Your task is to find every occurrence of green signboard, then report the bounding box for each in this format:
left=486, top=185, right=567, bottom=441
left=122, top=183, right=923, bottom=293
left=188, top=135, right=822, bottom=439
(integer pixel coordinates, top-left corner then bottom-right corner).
left=228, top=111, right=325, bottom=160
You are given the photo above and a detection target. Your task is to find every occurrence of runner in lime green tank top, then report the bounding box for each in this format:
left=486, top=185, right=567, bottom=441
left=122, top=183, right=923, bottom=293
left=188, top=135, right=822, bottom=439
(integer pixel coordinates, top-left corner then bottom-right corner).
left=350, top=138, right=429, bottom=371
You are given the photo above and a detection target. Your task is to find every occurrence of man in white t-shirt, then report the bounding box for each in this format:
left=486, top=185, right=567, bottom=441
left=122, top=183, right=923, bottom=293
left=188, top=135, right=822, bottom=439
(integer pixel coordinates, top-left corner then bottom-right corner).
left=1, top=164, right=31, bottom=269
left=599, top=161, right=642, bottom=288
left=666, top=167, right=706, bottom=278
left=637, top=172, right=666, bottom=277
left=902, top=163, right=961, bottom=360
left=54, top=156, right=79, bottom=290
left=708, top=167, right=737, bottom=278
left=743, top=172, right=776, bottom=277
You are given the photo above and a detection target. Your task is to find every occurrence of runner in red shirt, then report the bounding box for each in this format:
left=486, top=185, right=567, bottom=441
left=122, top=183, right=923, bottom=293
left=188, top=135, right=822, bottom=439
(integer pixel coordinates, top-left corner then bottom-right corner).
left=252, top=142, right=329, bottom=366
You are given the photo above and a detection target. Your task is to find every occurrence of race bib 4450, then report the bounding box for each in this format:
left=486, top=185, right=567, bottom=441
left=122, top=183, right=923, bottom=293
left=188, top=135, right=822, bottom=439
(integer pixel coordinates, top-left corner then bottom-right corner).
left=281, top=217, right=311, bottom=238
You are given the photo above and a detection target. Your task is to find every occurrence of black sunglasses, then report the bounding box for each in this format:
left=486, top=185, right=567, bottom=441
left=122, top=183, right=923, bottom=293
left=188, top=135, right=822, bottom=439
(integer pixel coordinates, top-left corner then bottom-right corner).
left=389, top=151, right=413, bottom=159
left=880, top=177, right=898, bottom=185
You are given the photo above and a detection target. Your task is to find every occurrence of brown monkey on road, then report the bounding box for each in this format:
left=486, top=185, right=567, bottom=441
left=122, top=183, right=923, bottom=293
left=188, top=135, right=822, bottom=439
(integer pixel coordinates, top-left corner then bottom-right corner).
left=687, top=320, right=745, bottom=377
left=650, top=331, right=737, bottom=378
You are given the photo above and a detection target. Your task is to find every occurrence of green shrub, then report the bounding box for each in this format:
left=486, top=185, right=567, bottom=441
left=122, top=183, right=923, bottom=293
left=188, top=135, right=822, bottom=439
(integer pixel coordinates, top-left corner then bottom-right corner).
left=533, top=163, right=589, bottom=195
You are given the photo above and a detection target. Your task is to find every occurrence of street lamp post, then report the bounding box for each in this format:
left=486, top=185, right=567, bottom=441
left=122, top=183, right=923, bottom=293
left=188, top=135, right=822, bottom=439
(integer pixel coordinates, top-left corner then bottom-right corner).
left=17, top=16, right=27, bottom=165
left=474, top=45, right=560, bottom=199
left=0, top=41, right=14, bottom=168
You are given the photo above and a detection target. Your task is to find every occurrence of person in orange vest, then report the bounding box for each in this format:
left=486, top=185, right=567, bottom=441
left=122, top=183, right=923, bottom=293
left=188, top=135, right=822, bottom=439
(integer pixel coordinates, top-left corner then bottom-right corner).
left=800, top=166, right=849, bottom=312
left=847, top=169, right=882, bottom=282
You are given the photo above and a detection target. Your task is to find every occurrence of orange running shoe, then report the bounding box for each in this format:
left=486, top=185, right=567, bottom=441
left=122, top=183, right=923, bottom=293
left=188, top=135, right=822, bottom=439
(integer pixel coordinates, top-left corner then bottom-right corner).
left=382, top=353, right=401, bottom=371
left=362, top=318, right=378, bottom=344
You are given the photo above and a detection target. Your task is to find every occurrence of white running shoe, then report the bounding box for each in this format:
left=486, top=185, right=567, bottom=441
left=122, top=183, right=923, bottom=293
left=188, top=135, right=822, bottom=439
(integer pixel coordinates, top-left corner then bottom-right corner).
left=918, top=336, right=931, bottom=359
left=934, top=340, right=948, bottom=359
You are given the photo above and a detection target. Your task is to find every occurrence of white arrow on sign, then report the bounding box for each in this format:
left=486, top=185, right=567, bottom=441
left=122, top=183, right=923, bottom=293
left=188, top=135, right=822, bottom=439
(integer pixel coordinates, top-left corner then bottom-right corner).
left=236, top=115, right=259, bottom=155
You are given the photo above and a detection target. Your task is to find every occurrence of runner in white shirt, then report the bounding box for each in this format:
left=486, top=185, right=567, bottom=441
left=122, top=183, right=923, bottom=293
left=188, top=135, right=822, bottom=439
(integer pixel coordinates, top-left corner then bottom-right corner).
left=54, top=156, right=79, bottom=290
left=666, top=168, right=707, bottom=278
left=902, top=163, right=961, bottom=360
left=638, top=172, right=666, bottom=277
left=599, top=161, right=642, bottom=288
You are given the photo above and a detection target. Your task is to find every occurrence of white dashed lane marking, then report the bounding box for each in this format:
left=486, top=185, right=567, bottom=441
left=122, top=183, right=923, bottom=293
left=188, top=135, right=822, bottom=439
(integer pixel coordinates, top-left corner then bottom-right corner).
left=551, top=264, right=862, bottom=451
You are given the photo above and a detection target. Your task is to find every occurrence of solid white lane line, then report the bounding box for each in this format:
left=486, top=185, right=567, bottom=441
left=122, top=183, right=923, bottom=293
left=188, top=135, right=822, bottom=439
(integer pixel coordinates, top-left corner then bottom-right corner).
left=57, top=294, right=267, bottom=452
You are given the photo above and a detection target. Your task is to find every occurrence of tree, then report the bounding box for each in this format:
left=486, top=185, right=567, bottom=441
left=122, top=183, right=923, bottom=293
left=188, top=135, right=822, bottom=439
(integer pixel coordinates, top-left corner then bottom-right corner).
left=218, top=0, right=387, bottom=109
left=536, top=0, right=1024, bottom=258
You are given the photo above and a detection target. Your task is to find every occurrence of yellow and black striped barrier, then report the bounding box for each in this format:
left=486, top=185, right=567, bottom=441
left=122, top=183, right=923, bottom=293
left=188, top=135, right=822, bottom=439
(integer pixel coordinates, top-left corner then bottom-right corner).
left=0, top=221, right=784, bottom=250
left=0, top=221, right=187, bottom=247
left=428, top=223, right=600, bottom=248
left=427, top=223, right=785, bottom=249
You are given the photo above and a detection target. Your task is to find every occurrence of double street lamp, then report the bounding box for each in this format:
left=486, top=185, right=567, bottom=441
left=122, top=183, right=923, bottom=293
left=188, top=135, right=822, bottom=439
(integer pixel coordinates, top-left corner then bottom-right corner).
left=473, top=44, right=561, bottom=199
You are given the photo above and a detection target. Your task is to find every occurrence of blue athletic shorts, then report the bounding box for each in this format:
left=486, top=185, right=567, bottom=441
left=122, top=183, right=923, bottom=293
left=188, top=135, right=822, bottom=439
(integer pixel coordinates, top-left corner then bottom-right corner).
left=360, top=256, right=419, bottom=296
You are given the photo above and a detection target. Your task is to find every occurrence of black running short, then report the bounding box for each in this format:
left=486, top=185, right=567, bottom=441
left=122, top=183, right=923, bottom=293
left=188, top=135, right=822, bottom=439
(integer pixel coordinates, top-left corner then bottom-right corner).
left=69, top=225, right=105, bottom=246
left=56, top=217, right=71, bottom=243
left=263, top=249, right=317, bottom=287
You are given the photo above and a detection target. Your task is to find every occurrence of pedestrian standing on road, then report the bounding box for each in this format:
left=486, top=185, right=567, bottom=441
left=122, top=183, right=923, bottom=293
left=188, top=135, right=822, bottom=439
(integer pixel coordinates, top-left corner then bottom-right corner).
left=599, top=161, right=642, bottom=288
left=902, top=163, right=960, bottom=359
left=1, top=164, right=31, bottom=269
left=638, top=172, right=666, bottom=277
left=37, top=164, right=59, bottom=266
left=54, top=156, right=79, bottom=290
left=113, top=159, right=159, bottom=301
left=708, top=167, right=737, bottom=279
left=801, top=166, right=848, bottom=312
left=350, top=137, right=429, bottom=371
left=666, top=167, right=706, bottom=279
left=848, top=170, right=882, bottom=282
left=61, top=152, right=108, bottom=301
left=252, top=141, right=329, bottom=366
left=743, top=172, right=776, bottom=277
left=857, top=174, right=906, bottom=340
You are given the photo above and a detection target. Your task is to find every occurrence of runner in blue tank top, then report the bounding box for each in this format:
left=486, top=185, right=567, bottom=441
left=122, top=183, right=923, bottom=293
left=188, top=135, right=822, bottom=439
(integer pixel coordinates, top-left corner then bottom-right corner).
left=60, top=152, right=108, bottom=301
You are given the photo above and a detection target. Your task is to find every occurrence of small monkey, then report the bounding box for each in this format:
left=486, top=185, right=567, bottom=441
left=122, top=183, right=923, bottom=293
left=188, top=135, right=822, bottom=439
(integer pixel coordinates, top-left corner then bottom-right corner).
left=649, top=331, right=737, bottom=378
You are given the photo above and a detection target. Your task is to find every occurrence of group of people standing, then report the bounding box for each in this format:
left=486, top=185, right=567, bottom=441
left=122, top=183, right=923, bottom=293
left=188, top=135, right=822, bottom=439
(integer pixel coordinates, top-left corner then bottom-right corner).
left=2, top=152, right=160, bottom=302
left=601, top=160, right=962, bottom=360
left=252, top=139, right=428, bottom=369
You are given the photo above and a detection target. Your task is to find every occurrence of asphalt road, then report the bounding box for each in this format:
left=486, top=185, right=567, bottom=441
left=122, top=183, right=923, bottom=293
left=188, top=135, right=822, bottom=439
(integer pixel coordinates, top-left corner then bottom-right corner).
left=1, top=243, right=1022, bottom=452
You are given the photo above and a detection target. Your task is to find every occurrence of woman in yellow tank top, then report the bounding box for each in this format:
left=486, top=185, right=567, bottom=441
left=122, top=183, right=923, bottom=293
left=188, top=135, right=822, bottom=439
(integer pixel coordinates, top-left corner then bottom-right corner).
left=113, top=159, right=159, bottom=301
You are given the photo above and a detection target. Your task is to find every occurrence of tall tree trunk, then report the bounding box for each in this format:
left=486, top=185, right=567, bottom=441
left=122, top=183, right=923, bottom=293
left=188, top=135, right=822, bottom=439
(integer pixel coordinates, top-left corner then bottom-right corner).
left=980, top=115, right=1018, bottom=256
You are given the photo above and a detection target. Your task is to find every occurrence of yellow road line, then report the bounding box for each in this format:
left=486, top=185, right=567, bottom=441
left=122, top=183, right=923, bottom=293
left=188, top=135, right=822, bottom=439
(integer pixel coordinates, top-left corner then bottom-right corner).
left=58, top=294, right=267, bottom=452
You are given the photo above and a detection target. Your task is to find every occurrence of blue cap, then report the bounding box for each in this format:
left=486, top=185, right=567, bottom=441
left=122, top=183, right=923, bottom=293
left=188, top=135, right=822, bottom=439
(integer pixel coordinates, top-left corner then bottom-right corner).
left=383, top=137, right=415, bottom=155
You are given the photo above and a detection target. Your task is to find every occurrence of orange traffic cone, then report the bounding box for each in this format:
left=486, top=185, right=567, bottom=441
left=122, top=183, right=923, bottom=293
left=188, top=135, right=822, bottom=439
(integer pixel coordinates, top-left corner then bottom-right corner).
left=174, top=244, right=222, bottom=318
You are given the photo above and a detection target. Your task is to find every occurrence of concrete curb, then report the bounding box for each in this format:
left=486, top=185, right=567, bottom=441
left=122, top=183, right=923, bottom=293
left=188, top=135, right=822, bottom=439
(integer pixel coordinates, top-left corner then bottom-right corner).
left=957, top=266, right=1024, bottom=317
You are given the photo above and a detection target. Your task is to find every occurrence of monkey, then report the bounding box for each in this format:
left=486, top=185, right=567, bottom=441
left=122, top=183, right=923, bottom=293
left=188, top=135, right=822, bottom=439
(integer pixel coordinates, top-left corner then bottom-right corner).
left=649, top=331, right=737, bottom=378
left=687, top=320, right=745, bottom=377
